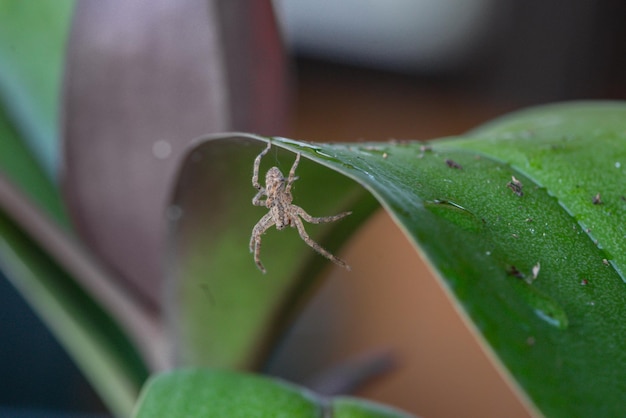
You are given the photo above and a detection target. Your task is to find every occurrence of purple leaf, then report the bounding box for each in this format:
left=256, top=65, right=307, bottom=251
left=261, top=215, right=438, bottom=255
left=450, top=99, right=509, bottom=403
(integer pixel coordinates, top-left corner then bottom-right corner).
left=62, top=0, right=289, bottom=308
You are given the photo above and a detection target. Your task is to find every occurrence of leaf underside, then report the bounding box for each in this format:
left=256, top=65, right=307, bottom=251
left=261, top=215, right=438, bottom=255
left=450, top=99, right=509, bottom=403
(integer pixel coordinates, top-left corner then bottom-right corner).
left=168, top=136, right=379, bottom=369
left=168, top=102, right=626, bottom=417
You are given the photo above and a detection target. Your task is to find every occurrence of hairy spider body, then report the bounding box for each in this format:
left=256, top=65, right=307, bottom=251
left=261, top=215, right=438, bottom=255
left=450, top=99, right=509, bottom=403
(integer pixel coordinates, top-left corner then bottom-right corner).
left=250, top=143, right=351, bottom=273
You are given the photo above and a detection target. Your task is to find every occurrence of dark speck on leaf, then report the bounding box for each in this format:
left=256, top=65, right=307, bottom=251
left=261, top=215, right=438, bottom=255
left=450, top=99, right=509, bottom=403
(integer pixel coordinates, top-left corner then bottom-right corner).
left=592, top=193, right=603, bottom=205
left=445, top=159, right=462, bottom=169
left=507, top=176, right=524, bottom=197
left=507, top=265, right=525, bottom=279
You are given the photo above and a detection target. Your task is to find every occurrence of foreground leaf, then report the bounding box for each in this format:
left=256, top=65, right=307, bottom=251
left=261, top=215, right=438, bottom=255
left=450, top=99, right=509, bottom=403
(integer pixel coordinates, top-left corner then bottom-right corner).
left=168, top=102, right=626, bottom=417
left=132, top=369, right=415, bottom=418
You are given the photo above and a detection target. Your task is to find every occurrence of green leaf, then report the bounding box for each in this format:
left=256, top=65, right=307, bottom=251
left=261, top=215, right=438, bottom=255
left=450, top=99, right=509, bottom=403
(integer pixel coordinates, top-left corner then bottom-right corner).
left=0, top=108, right=70, bottom=228
left=0, top=0, right=75, bottom=175
left=452, top=101, right=626, bottom=278
left=0, top=0, right=73, bottom=229
left=167, top=101, right=626, bottom=416
left=132, top=369, right=415, bottom=418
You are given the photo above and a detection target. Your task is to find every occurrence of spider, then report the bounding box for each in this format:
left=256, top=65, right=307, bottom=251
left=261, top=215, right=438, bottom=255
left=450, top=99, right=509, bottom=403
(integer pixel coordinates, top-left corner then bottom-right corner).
left=249, top=142, right=351, bottom=273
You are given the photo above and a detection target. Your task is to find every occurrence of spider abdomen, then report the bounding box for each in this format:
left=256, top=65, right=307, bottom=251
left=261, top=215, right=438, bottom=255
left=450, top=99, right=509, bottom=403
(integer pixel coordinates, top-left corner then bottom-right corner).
left=271, top=203, right=291, bottom=230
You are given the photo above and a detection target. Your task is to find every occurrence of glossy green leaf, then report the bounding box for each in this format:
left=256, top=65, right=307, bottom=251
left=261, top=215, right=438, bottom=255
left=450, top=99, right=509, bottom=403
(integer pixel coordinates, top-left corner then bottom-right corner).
left=132, top=369, right=415, bottom=418
left=168, top=102, right=626, bottom=417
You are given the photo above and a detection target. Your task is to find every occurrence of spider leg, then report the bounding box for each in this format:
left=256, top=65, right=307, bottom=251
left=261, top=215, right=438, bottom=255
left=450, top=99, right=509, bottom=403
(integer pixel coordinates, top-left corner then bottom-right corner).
left=252, top=142, right=272, bottom=190
left=252, top=188, right=267, bottom=206
left=285, top=153, right=300, bottom=194
left=292, top=215, right=350, bottom=270
left=295, top=206, right=352, bottom=224
left=250, top=212, right=275, bottom=273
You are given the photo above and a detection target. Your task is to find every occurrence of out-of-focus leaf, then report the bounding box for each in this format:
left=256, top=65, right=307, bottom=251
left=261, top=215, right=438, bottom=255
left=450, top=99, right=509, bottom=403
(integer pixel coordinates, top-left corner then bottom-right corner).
left=0, top=0, right=74, bottom=175
left=0, top=3, right=159, bottom=413
left=0, top=178, right=149, bottom=417
left=167, top=102, right=626, bottom=417
left=0, top=2, right=73, bottom=226
left=0, top=109, right=70, bottom=228
left=62, top=0, right=289, bottom=308
left=132, top=368, right=416, bottom=418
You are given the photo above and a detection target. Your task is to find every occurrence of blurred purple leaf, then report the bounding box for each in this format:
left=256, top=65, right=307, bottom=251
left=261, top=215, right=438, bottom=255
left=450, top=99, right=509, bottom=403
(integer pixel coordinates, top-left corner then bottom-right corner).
left=62, top=0, right=289, bottom=309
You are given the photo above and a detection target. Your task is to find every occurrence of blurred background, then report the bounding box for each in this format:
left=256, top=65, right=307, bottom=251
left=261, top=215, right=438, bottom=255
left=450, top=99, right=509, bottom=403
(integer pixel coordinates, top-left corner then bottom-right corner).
left=281, top=0, right=625, bottom=143
left=1, top=0, right=624, bottom=417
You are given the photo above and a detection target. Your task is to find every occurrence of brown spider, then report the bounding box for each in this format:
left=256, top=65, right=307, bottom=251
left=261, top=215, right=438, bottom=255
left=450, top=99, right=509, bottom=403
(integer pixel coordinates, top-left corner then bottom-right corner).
left=249, top=142, right=351, bottom=273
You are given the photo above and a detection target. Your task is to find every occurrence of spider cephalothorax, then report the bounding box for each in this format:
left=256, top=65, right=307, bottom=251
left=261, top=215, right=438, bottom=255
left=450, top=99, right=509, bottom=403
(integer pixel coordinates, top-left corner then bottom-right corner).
left=249, top=142, right=351, bottom=273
